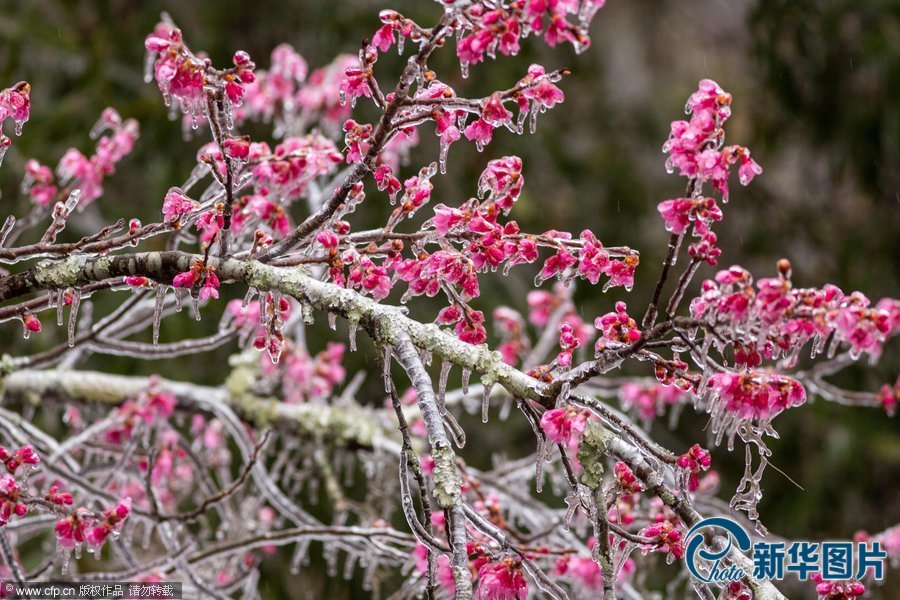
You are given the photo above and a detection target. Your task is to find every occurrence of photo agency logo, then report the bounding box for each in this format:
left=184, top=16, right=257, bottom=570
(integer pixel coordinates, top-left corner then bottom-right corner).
left=683, top=517, right=887, bottom=585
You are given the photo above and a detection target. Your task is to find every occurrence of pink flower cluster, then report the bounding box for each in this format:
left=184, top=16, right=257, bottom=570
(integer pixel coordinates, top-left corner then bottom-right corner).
left=172, top=260, right=221, bottom=301
left=247, top=135, right=343, bottom=201
left=0, top=445, right=40, bottom=475
left=663, top=79, right=762, bottom=200
left=527, top=286, right=593, bottom=346
left=618, top=382, right=687, bottom=426
left=540, top=406, right=588, bottom=445
left=261, top=341, right=347, bottom=404
left=638, top=520, right=684, bottom=561
left=0, top=81, right=30, bottom=132
left=0, top=474, right=27, bottom=526
left=707, top=371, right=806, bottom=423
left=0, top=81, right=30, bottom=162
left=55, top=498, right=131, bottom=550
left=556, top=322, right=581, bottom=367
left=104, top=383, right=177, bottom=445
left=475, top=558, right=528, bottom=600
left=22, top=108, right=138, bottom=207
left=238, top=44, right=307, bottom=124
left=676, top=444, right=712, bottom=492
left=594, top=301, right=641, bottom=352
left=691, top=264, right=899, bottom=362
left=145, top=23, right=255, bottom=121
left=492, top=307, right=528, bottom=365
left=614, top=461, right=643, bottom=494
left=878, top=377, right=899, bottom=417
left=456, top=0, right=606, bottom=69
left=810, top=573, right=866, bottom=599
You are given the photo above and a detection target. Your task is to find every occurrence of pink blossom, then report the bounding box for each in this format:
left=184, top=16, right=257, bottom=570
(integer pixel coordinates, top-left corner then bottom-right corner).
left=464, top=118, right=494, bottom=147
left=594, top=301, right=641, bottom=350
left=0, top=475, right=27, bottom=526
left=0, top=81, right=31, bottom=126
left=639, top=521, right=684, bottom=560
left=475, top=559, right=528, bottom=600
left=540, top=407, right=588, bottom=445
left=676, top=444, right=712, bottom=492
left=161, top=187, right=198, bottom=223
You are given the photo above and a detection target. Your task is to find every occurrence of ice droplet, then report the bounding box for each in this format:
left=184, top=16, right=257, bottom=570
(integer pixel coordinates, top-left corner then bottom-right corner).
left=67, top=290, right=82, bottom=347
left=461, top=368, right=471, bottom=394
left=348, top=321, right=359, bottom=352
left=438, top=140, right=450, bottom=175
left=153, top=284, right=166, bottom=346
left=481, top=382, right=494, bottom=423
left=438, top=361, right=451, bottom=413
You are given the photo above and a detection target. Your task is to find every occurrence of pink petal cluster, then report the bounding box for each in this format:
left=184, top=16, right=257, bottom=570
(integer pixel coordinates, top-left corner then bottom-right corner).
left=690, top=263, right=899, bottom=362
left=161, top=187, right=198, bottom=224
left=0, top=445, right=40, bottom=475
left=84, top=498, right=131, bottom=548
left=540, top=407, right=589, bottom=445
left=707, top=371, right=806, bottom=422
left=638, top=521, right=684, bottom=561
left=456, top=0, right=606, bottom=68
left=0, top=474, right=27, bottom=525
left=475, top=558, right=528, bottom=600
left=104, top=384, right=177, bottom=445
left=0, top=81, right=30, bottom=129
left=618, top=382, right=687, bottom=425
left=663, top=79, right=761, bottom=200
left=23, top=108, right=138, bottom=207
left=145, top=23, right=255, bottom=120
left=263, top=341, right=347, bottom=404
left=594, top=301, right=641, bottom=352
left=492, top=307, right=528, bottom=365
left=0, top=81, right=30, bottom=161
left=556, top=322, right=581, bottom=367
left=810, top=573, right=865, bottom=599
left=614, top=461, right=643, bottom=494
left=676, top=444, right=712, bottom=492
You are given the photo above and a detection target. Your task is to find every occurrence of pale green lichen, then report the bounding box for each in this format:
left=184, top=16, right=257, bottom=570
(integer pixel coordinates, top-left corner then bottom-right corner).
left=431, top=445, right=462, bottom=508
left=578, top=421, right=616, bottom=489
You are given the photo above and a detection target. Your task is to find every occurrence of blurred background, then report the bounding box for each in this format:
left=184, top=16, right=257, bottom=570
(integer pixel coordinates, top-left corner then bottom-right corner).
left=1, top=0, right=898, bottom=597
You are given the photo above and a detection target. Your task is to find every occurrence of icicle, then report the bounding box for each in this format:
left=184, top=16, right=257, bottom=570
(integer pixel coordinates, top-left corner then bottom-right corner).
left=460, top=61, right=469, bottom=79
left=534, top=439, right=552, bottom=493
left=343, top=553, right=357, bottom=580
left=57, top=544, right=73, bottom=575
left=242, top=287, right=257, bottom=308
left=67, top=290, right=81, bottom=347
left=348, top=320, right=359, bottom=352
left=438, top=140, right=450, bottom=174
left=153, top=285, right=166, bottom=346
left=325, top=544, right=340, bottom=577
left=0, top=139, right=8, bottom=167
left=290, top=539, right=311, bottom=574
left=56, top=290, right=65, bottom=326
left=302, top=303, right=314, bottom=325
left=63, top=189, right=81, bottom=215
left=0, top=216, right=14, bottom=247
left=328, top=312, right=338, bottom=330
left=173, top=287, right=183, bottom=312
left=437, top=361, right=452, bottom=413
left=191, top=293, right=201, bottom=321
left=443, top=411, right=466, bottom=448
left=143, top=52, right=156, bottom=83
left=481, top=382, right=494, bottom=423
left=461, top=368, right=471, bottom=394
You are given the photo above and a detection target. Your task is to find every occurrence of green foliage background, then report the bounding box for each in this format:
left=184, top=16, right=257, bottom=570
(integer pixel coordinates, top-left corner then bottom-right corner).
left=0, top=1, right=898, bottom=597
